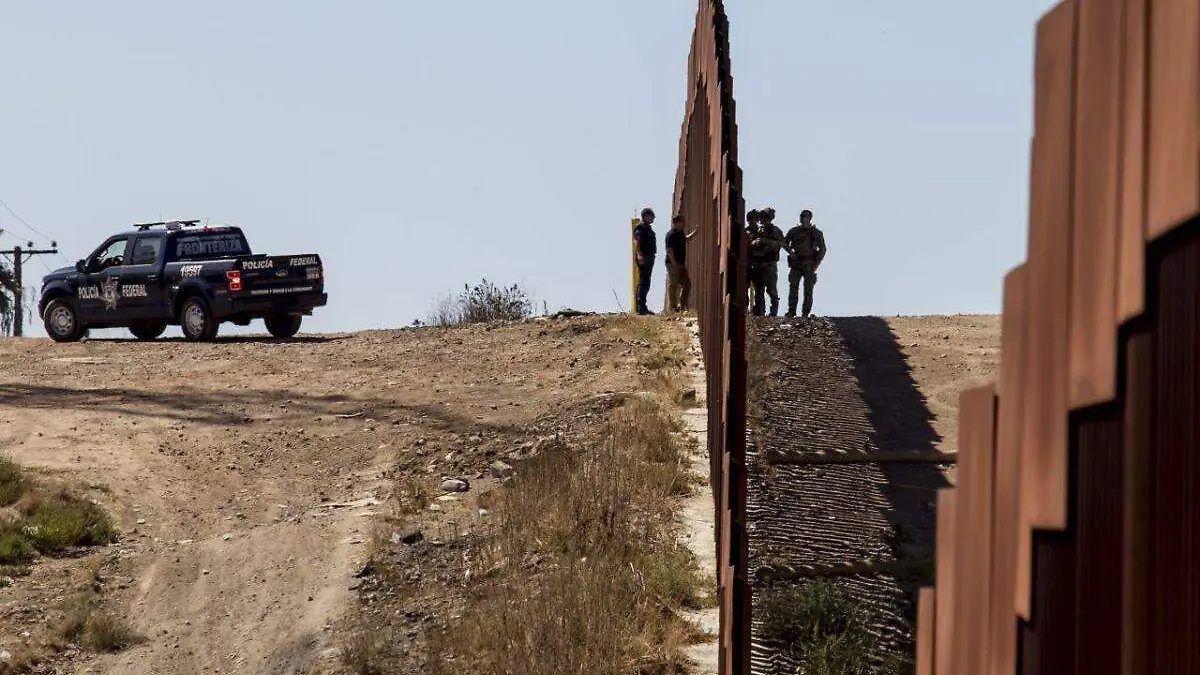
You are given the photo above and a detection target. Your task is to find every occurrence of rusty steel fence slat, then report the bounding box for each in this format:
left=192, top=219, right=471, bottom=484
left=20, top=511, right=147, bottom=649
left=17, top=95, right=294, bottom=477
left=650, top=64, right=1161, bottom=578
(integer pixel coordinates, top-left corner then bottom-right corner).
left=921, top=0, right=1200, bottom=672
left=672, top=2, right=750, bottom=672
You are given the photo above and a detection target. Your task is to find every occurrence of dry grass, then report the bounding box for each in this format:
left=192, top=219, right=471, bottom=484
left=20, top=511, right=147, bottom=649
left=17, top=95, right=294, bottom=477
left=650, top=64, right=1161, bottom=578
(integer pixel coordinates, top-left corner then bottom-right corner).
left=0, top=461, right=128, bottom=673
left=53, top=592, right=145, bottom=653
left=343, top=316, right=708, bottom=675
left=0, top=456, right=27, bottom=506
left=0, top=576, right=143, bottom=674
left=428, top=394, right=705, bottom=675
left=426, top=279, right=534, bottom=326
left=340, top=610, right=403, bottom=675
left=757, top=581, right=902, bottom=675
left=0, top=460, right=117, bottom=565
left=392, top=475, right=431, bottom=517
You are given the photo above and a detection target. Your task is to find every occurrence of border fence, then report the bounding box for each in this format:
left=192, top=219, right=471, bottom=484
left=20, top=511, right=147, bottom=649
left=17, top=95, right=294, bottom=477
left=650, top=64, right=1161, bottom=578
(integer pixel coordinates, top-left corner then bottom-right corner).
left=671, top=2, right=751, bottom=673
left=918, top=1, right=1200, bottom=674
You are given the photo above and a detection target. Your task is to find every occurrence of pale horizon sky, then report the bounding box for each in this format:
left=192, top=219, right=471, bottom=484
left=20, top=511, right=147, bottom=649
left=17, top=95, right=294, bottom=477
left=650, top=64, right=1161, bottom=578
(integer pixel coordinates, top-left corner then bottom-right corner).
left=1, top=1, right=1057, bottom=337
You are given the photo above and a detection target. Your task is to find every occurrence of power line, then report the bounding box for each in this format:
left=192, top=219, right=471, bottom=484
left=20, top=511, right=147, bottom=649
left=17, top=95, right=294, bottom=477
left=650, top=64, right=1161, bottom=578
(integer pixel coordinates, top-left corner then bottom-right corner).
left=0, top=245, right=58, bottom=337
left=0, top=196, right=54, bottom=244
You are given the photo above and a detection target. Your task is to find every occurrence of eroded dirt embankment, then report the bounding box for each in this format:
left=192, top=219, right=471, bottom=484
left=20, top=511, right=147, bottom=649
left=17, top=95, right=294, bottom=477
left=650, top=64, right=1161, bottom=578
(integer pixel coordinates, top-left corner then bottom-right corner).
left=0, top=314, right=703, bottom=675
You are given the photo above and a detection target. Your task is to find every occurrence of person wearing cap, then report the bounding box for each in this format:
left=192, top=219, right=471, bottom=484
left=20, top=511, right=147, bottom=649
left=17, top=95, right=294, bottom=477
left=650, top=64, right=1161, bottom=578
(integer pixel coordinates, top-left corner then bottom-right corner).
left=748, top=207, right=785, bottom=316
left=632, top=207, right=658, bottom=315
left=784, top=209, right=827, bottom=318
left=665, top=213, right=697, bottom=312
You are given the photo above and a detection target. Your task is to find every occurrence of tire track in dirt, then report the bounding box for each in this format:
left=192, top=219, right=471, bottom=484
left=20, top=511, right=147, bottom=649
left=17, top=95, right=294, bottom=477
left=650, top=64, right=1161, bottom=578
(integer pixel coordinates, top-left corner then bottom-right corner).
left=747, top=317, right=955, bottom=673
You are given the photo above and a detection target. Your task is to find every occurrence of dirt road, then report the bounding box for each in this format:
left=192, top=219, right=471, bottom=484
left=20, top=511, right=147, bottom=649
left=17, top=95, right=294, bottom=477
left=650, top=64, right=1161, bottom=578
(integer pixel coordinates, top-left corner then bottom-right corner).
left=0, top=316, right=673, bottom=674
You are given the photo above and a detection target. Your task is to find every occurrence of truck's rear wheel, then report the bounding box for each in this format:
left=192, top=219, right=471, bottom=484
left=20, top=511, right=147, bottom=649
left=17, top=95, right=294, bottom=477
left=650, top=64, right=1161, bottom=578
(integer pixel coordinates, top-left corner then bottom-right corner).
left=264, top=315, right=302, bottom=339
left=180, top=297, right=219, bottom=342
left=43, top=299, right=85, bottom=343
left=129, top=320, right=168, bottom=341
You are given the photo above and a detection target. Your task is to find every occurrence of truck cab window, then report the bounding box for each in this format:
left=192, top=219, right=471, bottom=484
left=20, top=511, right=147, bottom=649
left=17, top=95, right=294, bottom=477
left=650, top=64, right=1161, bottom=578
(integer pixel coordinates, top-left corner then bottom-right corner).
left=129, top=237, right=163, bottom=266
left=90, top=237, right=130, bottom=271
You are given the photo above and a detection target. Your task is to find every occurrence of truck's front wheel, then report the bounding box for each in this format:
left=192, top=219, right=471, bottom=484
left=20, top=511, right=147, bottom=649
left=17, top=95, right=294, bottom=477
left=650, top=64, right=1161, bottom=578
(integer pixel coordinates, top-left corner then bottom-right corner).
left=264, top=315, right=302, bottom=339
left=43, top=299, right=85, bottom=343
left=129, top=320, right=168, bottom=341
left=180, top=297, right=219, bottom=342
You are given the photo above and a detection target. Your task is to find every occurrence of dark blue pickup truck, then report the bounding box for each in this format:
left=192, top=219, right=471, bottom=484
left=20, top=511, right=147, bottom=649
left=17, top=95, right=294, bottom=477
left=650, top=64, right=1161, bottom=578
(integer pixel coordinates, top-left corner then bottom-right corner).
left=38, top=221, right=327, bottom=342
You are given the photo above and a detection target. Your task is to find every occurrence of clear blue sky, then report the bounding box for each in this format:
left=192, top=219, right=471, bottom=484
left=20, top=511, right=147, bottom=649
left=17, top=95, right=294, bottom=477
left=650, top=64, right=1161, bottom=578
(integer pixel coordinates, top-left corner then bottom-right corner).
left=0, top=0, right=1057, bottom=337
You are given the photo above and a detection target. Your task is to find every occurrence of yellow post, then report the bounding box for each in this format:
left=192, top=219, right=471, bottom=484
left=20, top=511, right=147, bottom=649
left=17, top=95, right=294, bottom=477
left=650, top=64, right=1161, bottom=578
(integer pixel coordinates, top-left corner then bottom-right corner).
left=630, top=217, right=640, bottom=314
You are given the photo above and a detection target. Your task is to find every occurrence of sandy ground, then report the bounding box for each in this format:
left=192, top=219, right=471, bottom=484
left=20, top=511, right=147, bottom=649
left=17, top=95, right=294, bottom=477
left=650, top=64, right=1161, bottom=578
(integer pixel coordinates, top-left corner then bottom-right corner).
left=884, top=314, right=1001, bottom=457
left=0, top=315, right=688, bottom=674
left=677, top=323, right=718, bottom=674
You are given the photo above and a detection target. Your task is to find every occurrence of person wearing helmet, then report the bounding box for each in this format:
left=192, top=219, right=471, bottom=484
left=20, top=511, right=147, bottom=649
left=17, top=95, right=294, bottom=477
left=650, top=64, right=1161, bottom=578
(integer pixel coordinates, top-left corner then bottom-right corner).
left=748, top=207, right=785, bottom=316
left=744, top=209, right=762, bottom=310
left=632, top=207, right=658, bottom=315
left=783, top=209, right=827, bottom=318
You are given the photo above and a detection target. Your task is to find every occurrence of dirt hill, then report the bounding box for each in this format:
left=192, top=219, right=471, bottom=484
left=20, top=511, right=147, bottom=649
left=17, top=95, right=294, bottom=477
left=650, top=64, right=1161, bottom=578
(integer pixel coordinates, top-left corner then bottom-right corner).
left=0, top=315, right=709, bottom=674
left=0, top=314, right=998, bottom=674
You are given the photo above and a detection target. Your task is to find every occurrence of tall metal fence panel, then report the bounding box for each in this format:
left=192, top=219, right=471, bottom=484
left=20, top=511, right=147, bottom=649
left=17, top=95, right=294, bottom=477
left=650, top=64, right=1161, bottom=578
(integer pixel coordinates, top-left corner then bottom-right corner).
left=918, top=1, right=1200, bottom=673
left=671, top=2, right=750, bottom=673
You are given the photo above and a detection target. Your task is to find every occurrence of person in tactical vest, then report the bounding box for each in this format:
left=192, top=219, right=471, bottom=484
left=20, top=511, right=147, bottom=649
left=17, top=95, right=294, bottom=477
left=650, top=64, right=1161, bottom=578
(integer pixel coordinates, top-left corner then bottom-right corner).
left=748, top=207, right=785, bottom=316
left=744, top=209, right=762, bottom=310
left=784, top=209, right=827, bottom=318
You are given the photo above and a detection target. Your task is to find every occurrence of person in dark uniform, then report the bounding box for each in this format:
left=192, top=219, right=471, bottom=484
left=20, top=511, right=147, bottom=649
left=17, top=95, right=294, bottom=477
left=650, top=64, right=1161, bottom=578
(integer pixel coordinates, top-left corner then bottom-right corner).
left=633, top=207, right=657, bottom=315
left=744, top=209, right=762, bottom=310
left=748, top=207, right=785, bottom=316
left=665, top=213, right=697, bottom=312
left=784, top=209, right=827, bottom=318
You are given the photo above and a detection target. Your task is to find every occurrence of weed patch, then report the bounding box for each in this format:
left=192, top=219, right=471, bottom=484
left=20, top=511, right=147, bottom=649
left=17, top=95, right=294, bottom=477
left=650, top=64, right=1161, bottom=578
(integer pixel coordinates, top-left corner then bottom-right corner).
left=0, top=530, right=36, bottom=565
left=0, top=456, right=28, bottom=506
left=19, top=491, right=117, bottom=552
left=426, top=279, right=534, bottom=326
left=639, top=348, right=687, bottom=372
left=758, top=581, right=888, bottom=675
left=426, top=396, right=704, bottom=675
left=54, top=592, right=144, bottom=652
left=0, top=585, right=143, bottom=674
left=0, top=461, right=116, bottom=568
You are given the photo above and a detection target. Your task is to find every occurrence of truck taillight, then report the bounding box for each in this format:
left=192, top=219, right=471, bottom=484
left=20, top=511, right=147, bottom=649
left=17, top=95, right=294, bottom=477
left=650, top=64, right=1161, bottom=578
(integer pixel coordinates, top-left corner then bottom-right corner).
left=226, top=270, right=243, bottom=292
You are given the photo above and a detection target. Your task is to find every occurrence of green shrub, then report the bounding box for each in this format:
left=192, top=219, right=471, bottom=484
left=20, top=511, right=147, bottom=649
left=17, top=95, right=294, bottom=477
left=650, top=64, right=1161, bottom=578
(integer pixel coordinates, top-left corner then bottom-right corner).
left=22, top=492, right=117, bottom=552
left=0, top=531, right=35, bottom=564
left=0, top=456, right=27, bottom=506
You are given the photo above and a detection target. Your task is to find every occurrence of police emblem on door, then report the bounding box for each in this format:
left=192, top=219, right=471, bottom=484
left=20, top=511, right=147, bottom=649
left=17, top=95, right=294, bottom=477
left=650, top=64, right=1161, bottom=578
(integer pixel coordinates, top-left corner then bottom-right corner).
left=101, top=276, right=120, bottom=311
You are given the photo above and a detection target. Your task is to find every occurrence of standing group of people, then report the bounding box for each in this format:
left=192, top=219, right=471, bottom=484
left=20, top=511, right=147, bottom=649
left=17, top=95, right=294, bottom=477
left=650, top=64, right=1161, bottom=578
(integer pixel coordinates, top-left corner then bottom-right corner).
left=745, top=207, right=827, bottom=318
left=630, top=206, right=827, bottom=318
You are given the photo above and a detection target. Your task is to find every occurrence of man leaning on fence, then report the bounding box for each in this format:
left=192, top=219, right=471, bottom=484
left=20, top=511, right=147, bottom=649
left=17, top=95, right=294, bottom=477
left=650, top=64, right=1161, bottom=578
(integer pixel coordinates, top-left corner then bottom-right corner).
left=665, top=213, right=697, bottom=312
left=633, top=207, right=657, bottom=315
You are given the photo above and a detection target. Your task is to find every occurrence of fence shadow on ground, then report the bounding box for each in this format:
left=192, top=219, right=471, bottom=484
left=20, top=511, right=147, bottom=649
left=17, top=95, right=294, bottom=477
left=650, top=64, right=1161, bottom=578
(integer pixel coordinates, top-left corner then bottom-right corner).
left=831, top=317, right=951, bottom=599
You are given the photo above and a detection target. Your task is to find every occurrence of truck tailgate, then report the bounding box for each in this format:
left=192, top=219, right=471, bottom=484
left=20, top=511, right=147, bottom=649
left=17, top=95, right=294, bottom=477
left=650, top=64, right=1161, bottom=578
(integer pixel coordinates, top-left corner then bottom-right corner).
left=233, top=254, right=323, bottom=297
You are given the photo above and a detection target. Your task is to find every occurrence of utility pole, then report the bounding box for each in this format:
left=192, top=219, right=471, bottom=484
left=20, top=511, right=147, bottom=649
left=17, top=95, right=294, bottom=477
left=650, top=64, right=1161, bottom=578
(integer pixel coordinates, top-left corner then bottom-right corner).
left=1, top=244, right=59, bottom=337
